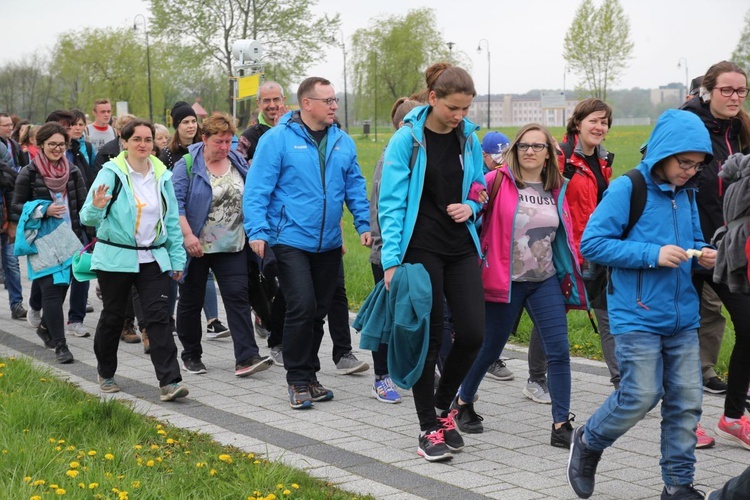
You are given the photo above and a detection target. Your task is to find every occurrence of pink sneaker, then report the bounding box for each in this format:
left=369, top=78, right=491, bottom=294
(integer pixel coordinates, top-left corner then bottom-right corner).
left=716, top=415, right=750, bottom=450
left=695, top=422, right=715, bottom=449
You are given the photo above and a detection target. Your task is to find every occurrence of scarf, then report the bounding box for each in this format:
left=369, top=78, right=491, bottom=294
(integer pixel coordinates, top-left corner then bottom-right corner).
left=33, top=152, right=70, bottom=194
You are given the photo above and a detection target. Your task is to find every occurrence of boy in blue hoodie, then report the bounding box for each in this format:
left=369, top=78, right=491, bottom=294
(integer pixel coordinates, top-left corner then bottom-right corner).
left=567, top=109, right=716, bottom=500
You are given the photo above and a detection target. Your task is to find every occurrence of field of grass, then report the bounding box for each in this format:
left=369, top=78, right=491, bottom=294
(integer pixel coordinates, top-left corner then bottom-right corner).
left=339, top=124, right=734, bottom=376
left=0, top=356, right=370, bottom=500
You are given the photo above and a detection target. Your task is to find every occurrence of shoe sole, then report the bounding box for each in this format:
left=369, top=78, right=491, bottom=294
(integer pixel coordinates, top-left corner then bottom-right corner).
left=205, top=330, right=231, bottom=340
left=567, top=427, right=594, bottom=499
left=485, top=372, right=515, bottom=381
left=57, top=356, right=74, bottom=364
left=695, top=439, right=716, bottom=449
left=27, top=316, right=42, bottom=328
left=456, top=422, right=483, bottom=434
left=290, top=400, right=313, bottom=409
left=310, top=390, right=334, bottom=402
left=270, top=355, right=284, bottom=367
left=417, top=447, right=453, bottom=462
left=715, top=425, right=750, bottom=450
left=703, top=386, right=727, bottom=394
left=337, top=362, right=370, bottom=375
left=371, top=388, right=402, bottom=404
left=235, top=358, right=273, bottom=377
left=160, top=386, right=189, bottom=401
left=523, top=388, right=552, bottom=404
left=100, top=386, right=120, bottom=394
left=66, top=329, right=90, bottom=338
left=121, top=336, right=142, bottom=344
left=182, top=362, right=207, bottom=375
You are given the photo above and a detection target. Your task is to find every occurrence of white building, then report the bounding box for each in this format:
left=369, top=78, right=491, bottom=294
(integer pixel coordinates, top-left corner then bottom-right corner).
left=469, top=94, right=579, bottom=128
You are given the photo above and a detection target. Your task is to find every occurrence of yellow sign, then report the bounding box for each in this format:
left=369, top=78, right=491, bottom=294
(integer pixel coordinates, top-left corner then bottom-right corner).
left=237, top=73, right=262, bottom=99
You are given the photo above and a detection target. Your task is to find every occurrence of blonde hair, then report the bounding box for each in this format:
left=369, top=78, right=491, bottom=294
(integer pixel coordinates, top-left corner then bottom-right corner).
left=201, top=112, right=236, bottom=138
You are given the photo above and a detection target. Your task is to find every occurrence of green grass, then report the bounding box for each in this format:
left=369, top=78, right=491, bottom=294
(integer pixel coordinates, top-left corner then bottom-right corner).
left=0, top=356, right=371, bottom=500
left=341, top=125, right=734, bottom=376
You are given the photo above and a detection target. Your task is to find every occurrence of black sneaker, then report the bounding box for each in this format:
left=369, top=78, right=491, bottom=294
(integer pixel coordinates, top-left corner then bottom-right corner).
left=182, top=358, right=207, bottom=374
left=36, top=325, right=55, bottom=349
left=11, top=303, right=27, bottom=319
left=55, top=343, right=74, bottom=364
left=551, top=414, right=576, bottom=449
left=288, top=384, right=313, bottom=409
left=417, top=429, right=453, bottom=462
left=206, top=319, right=231, bottom=340
left=235, top=355, right=273, bottom=377
left=660, top=484, right=706, bottom=499
left=567, top=426, right=602, bottom=499
left=437, top=409, right=464, bottom=451
left=703, top=376, right=727, bottom=394
left=451, top=397, right=484, bottom=434
left=308, top=381, right=334, bottom=402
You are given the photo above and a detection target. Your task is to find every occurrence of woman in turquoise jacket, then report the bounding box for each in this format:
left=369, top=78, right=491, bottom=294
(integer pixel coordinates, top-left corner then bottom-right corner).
left=80, top=119, right=188, bottom=402
left=378, top=63, right=485, bottom=463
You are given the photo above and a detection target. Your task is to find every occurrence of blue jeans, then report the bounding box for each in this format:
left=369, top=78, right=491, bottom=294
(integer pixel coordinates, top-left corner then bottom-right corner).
left=584, top=329, right=702, bottom=487
left=459, top=276, right=571, bottom=423
left=1, top=233, right=23, bottom=308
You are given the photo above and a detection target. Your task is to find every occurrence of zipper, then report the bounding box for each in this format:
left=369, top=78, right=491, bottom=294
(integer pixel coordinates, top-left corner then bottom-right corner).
left=635, top=270, right=649, bottom=310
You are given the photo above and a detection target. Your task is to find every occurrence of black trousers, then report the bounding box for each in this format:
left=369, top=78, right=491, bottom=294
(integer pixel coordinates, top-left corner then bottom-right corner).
left=94, top=262, right=181, bottom=387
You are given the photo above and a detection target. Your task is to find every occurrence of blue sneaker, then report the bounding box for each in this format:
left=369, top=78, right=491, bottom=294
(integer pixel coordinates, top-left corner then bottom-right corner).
left=372, top=375, right=402, bottom=404
left=288, top=384, right=313, bottom=409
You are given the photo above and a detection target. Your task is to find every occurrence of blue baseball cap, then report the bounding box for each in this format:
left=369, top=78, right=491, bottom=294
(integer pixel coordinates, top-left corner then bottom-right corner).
left=481, top=131, right=511, bottom=155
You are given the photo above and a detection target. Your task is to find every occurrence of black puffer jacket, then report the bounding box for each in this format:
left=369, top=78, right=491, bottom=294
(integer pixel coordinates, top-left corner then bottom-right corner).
left=681, top=97, right=750, bottom=242
left=10, top=162, right=89, bottom=243
left=158, top=143, right=189, bottom=170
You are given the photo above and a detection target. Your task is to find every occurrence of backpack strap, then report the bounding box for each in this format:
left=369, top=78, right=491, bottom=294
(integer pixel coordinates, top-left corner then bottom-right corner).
left=103, top=174, right=122, bottom=219
left=622, top=169, right=647, bottom=240
left=183, top=153, right=194, bottom=178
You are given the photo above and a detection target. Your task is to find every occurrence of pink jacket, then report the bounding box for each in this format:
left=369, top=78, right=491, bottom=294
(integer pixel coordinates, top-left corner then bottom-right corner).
left=479, top=167, right=587, bottom=308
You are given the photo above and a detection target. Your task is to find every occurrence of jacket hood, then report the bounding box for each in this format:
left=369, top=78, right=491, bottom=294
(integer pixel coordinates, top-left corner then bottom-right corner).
left=402, top=105, right=479, bottom=139
left=110, top=150, right=170, bottom=179
left=641, top=109, right=713, bottom=174
left=680, top=94, right=743, bottom=139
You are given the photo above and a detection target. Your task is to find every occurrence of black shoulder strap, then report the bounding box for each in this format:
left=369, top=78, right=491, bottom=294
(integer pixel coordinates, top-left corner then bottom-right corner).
left=622, top=169, right=647, bottom=240
left=104, top=174, right=122, bottom=219
left=561, top=141, right=574, bottom=160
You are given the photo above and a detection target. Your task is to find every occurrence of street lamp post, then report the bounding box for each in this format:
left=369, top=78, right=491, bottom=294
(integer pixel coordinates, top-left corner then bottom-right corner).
left=477, top=39, right=490, bottom=129
left=333, top=29, right=349, bottom=132
left=134, top=14, right=153, bottom=123
left=678, top=57, right=689, bottom=101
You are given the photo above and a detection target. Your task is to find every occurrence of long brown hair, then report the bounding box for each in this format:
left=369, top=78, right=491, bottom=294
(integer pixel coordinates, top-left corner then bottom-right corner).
left=702, top=60, right=750, bottom=147
left=412, top=62, right=475, bottom=103
left=505, top=123, right=563, bottom=192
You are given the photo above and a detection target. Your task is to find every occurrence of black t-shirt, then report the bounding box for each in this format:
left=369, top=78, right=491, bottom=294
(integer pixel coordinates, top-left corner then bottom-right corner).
left=584, top=153, right=607, bottom=204
left=305, top=124, right=327, bottom=145
left=409, top=128, right=473, bottom=255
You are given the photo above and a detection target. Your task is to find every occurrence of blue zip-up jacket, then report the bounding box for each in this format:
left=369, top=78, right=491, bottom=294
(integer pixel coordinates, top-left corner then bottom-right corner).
left=79, top=152, right=186, bottom=274
left=243, top=111, right=370, bottom=252
left=378, top=105, right=485, bottom=270
left=580, top=109, right=714, bottom=336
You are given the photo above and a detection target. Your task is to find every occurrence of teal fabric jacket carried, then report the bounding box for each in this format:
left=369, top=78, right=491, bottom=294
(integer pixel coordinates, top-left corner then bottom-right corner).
left=378, top=105, right=485, bottom=271
left=354, top=263, right=432, bottom=390
left=79, top=151, right=186, bottom=274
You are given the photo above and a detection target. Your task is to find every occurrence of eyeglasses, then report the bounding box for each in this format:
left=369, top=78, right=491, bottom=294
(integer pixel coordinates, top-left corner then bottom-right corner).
left=673, top=156, right=704, bottom=172
left=45, top=142, right=67, bottom=150
left=308, top=97, right=339, bottom=106
left=516, top=143, right=548, bottom=152
left=261, top=97, right=283, bottom=105
left=129, top=137, right=153, bottom=144
left=715, top=87, right=749, bottom=98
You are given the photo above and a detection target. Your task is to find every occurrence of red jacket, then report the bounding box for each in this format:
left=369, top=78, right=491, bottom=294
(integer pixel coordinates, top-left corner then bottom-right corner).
left=558, top=136, right=613, bottom=265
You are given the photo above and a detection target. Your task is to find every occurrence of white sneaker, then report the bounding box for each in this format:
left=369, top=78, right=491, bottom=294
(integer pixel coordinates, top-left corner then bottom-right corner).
left=66, top=322, right=90, bottom=338
left=27, top=307, right=42, bottom=328
left=523, top=379, right=552, bottom=404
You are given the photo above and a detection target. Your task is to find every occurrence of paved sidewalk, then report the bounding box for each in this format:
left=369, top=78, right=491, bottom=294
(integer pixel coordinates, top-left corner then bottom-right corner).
left=0, top=273, right=746, bottom=499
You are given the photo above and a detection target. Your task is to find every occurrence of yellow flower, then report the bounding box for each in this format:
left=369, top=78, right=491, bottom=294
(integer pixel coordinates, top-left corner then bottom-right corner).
left=49, top=438, right=56, bottom=443
left=265, top=495, right=277, bottom=500
left=283, top=490, right=291, bottom=495
left=58, top=440, right=65, bottom=444
left=0, top=373, right=4, bottom=378
left=87, top=450, right=97, bottom=457
left=32, top=480, right=45, bottom=486
left=146, top=460, right=154, bottom=467
left=219, top=454, right=233, bottom=463
left=291, top=484, right=299, bottom=489
left=69, top=462, right=80, bottom=469
left=112, top=488, right=120, bottom=494
left=40, top=378, right=46, bottom=382
left=55, top=488, right=66, bottom=495
left=254, top=491, right=261, bottom=497
left=150, top=444, right=159, bottom=450
left=30, top=496, right=42, bottom=500
left=156, top=457, right=163, bottom=463
left=104, top=472, right=113, bottom=479
left=247, top=453, right=255, bottom=459
left=55, top=446, right=62, bottom=451
left=166, top=438, right=175, bottom=445
left=65, top=470, right=79, bottom=478
left=133, top=445, right=142, bottom=450
left=23, top=476, right=31, bottom=483
left=78, top=483, right=85, bottom=489
left=156, top=424, right=163, bottom=430
left=88, top=483, right=99, bottom=489
left=209, top=469, right=217, bottom=476
left=157, top=429, right=167, bottom=435
left=119, top=492, right=129, bottom=500
left=131, top=481, right=140, bottom=489
left=50, top=484, right=59, bottom=489
left=0, top=363, right=5, bottom=368
left=105, top=453, right=114, bottom=460
left=253, top=460, right=260, bottom=465
left=66, top=446, right=75, bottom=451
left=277, top=484, right=284, bottom=490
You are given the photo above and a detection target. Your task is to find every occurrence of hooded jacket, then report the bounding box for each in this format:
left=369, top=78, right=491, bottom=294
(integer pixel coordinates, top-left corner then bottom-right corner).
left=243, top=110, right=370, bottom=253
left=378, top=106, right=485, bottom=270
left=581, top=109, right=713, bottom=336
left=680, top=96, right=750, bottom=244
left=79, top=151, right=186, bottom=274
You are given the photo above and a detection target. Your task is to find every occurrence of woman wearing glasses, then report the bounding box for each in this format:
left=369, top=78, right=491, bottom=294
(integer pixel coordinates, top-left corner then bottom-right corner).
left=10, top=122, right=88, bottom=363
left=681, top=61, right=750, bottom=451
left=451, top=123, right=584, bottom=449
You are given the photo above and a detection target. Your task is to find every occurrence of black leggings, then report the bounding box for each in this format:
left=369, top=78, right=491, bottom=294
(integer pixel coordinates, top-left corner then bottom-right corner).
left=403, top=247, right=485, bottom=431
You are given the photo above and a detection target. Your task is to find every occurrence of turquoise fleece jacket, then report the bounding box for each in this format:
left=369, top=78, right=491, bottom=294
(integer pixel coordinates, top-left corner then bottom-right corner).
left=378, top=105, right=485, bottom=271
left=79, top=151, right=186, bottom=274
left=353, top=263, right=432, bottom=390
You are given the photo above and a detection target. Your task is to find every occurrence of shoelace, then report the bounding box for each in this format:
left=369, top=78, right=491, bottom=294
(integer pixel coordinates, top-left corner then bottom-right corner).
left=696, top=423, right=709, bottom=437
left=291, top=384, right=309, bottom=399
left=382, top=377, right=398, bottom=393
left=438, top=409, right=459, bottom=431
left=424, top=429, right=446, bottom=445
left=463, top=403, right=484, bottom=422
left=735, top=415, right=750, bottom=437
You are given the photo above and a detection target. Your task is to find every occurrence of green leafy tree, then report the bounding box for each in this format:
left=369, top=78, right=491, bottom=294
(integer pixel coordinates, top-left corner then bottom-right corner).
left=349, top=8, right=456, bottom=126
left=149, top=0, right=340, bottom=121
left=0, top=53, right=54, bottom=122
left=563, top=0, right=634, bottom=102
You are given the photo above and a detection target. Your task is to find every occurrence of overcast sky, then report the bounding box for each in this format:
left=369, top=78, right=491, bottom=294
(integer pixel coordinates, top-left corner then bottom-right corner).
left=3, top=0, right=748, bottom=96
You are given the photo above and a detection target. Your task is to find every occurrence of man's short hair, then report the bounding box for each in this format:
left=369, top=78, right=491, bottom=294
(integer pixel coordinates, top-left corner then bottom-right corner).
left=93, top=99, right=111, bottom=109
left=45, top=110, right=75, bottom=126
left=297, top=77, right=331, bottom=103
left=257, top=81, right=285, bottom=100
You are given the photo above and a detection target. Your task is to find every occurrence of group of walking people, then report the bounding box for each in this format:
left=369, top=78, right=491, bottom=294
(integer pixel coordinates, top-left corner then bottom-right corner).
left=3, top=54, right=750, bottom=499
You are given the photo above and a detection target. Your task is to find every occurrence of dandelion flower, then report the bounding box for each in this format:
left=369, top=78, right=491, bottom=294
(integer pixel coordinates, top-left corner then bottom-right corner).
left=156, top=457, right=163, bottom=463
left=265, top=495, right=277, bottom=500
left=66, top=446, right=75, bottom=451
left=31, top=496, right=42, bottom=500
left=131, top=481, right=140, bottom=489
left=209, top=469, right=217, bottom=477
left=55, top=489, right=66, bottom=496
left=50, top=484, right=59, bottom=489
left=32, top=480, right=45, bottom=486
left=291, top=484, right=299, bottom=489
left=0, top=363, right=5, bottom=368
left=55, top=446, right=62, bottom=451
left=65, top=470, right=79, bottom=478
left=87, top=450, right=97, bottom=457
left=69, top=462, right=80, bottom=469
left=283, top=490, right=291, bottom=495
left=88, top=483, right=99, bottom=489
left=105, top=454, right=114, bottom=460
left=157, top=430, right=167, bottom=436
left=133, top=445, right=142, bottom=450
left=219, top=454, right=232, bottom=464
left=48, top=438, right=56, bottom=443
left=78, top=483, right=85, bottom=489
left=254, top=460, right=260, bottom=465
left=146, top=460, right=154, bottom=467
left=156, top=424, right=163, bottom=430
left=104, top=472, right=113, bottom=479
left=119, top=492, right=129, bottom=500
left=166, top=438, right=175, bottom=445
left=23, top=477, right=31, bottom=483
left=58, top=440, right=65, bottom=444
left=277, top=484, right=284, bottom=490
left=150, top=444, right=159, bottom=450
left=247, top=453, right=255, bottom=459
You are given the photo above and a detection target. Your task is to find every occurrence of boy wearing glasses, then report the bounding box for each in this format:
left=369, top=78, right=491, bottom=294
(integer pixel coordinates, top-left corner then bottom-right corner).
left=567, top=109, right=716, bottom=499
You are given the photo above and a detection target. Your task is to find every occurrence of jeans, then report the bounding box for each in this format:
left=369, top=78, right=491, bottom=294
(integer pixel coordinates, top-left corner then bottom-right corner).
left=458, top=276, right=571, bottom=423
left=403, top=247, right=485, bottom=431
left=708, top=465, right=750, bottom=500
left=95, top=262, right=181, bottom=387
left=1, top=233, right=23, bottom=308
left=272, top=244, right=341, bottom=385
left=177, top=250, right=260, bottom=365
left=67, top=277, right=89, bottom=323
left=584, top=329, right=702, bottom=487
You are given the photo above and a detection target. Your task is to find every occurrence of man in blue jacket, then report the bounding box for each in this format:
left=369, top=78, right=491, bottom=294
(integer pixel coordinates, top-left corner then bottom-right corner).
left=243, top=76, right=372, bottom=409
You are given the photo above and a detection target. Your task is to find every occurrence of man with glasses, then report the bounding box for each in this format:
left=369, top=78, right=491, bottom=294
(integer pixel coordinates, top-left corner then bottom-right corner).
left=244, top=76, right=372, bottom=409
left=0, top=112, right=27, bottom=320
left=238, top=82, right=288, bottom=163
